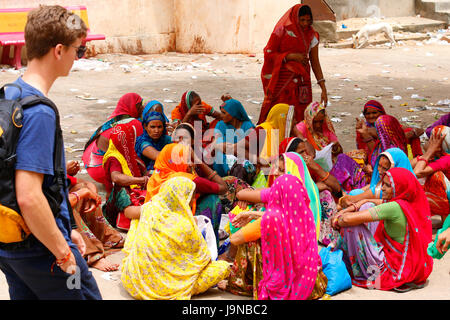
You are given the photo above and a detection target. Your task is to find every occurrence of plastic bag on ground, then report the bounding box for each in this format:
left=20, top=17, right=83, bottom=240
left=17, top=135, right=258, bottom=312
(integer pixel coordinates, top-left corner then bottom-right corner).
left=195, top=215, right=218, bottom=261
left=319, top=247, right=352, bottom=296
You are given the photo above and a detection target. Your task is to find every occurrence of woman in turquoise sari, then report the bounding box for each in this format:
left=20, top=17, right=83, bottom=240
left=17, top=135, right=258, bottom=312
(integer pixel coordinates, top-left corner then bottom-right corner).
left=135, top=101, right=172, bottom=173
left=339, top=147, right=415, bottom=208
left=142, top=99, right=170, bottom=122
left=210, top=99, right=255, bottom=177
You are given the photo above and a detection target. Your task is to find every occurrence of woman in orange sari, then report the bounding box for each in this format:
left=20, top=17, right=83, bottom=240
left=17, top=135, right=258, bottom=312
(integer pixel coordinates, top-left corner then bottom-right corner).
left=144, top=143, right=228, bottom=246
left=258, top=4, right=328, bottom=124
left=413, top=125, right=450, bottom=222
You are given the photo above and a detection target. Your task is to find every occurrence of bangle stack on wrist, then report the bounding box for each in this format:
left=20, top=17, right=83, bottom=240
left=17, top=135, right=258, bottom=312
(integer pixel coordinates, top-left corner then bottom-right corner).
left=207, top=170, right=218, bottom=180
left=70, top=191, right=80, bottom=203
left=417, top=156, right=429, bottom=166
left=320, top=172, right=330, bottom=182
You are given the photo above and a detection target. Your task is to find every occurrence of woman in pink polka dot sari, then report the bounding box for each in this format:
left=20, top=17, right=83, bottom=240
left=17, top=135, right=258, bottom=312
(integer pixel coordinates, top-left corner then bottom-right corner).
left=258, top=174, right=321, bottom=300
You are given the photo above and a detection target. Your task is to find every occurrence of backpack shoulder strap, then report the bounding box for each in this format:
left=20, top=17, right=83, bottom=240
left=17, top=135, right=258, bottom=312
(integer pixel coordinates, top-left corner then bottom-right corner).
left=19, top=95, right=60, bottom=121
left=18, top=95, right=75, bottom=225
left=0, top=83, right=22, bottom=99
left=19, top=95, right=64, bottom=186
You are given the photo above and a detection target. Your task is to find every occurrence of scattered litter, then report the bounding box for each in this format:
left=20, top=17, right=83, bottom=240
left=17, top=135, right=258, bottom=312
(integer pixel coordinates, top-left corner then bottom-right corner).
left=416, top=64, right=424, bottom=67
left=393, top=96, right=402, bottom=100
left=63, top=114, right=74, bottom=119
left=343, top=78, right=352, bottom=82
left=333, top=73, right=342, bottom=77
left=70, top=130, right=78, bottom=134
left=4, top=68, right=20, bottom=74
left=101, top=273, right=119, bottom=281
left=406, top=87, right=414, bottom=90
left=76, top=94, right=97, bottom=101
left=437, top=99, right=450, bottom=106
left=163, top=88, right=170, bottom=92
left=71, top=59, right=111, bottom=72
left=331, top=117, right=342, bottom=123
left=330, top=96, right=342, bottom=100
left=250, top=101, right=262, bottom=105
left=340, top=112, right=352, bottom=117
left=66, top=147, right=84, bottom=153
left=426, top=52, right=434, bottom=57
left=191, top=75, right=198, bottom=79
left=382, top=70, right=391, bottom=74
left=69, top=88, right=79, bottom=92
left=410, top=106, right=427, bottom=112
left=354, top=88, right=362, bottom=91
left=400, top=103, right=409, bottom=107
left=402, top=116, right=420, bottom=122
left=120, top=64, right=131, bottom=73
left=163, top=99, right=175, bottom=103
left=383, top=87, right=394, bottom=91
left=425, top=105, right=450, bottom=112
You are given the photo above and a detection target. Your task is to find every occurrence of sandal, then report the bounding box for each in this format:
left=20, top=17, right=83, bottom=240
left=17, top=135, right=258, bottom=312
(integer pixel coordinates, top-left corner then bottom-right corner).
left=393, top=282, right=425, bottom=293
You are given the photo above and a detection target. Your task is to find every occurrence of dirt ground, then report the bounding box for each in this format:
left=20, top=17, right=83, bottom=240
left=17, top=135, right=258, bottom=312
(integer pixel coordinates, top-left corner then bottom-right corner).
left=1, top=38, right=449, bottom=300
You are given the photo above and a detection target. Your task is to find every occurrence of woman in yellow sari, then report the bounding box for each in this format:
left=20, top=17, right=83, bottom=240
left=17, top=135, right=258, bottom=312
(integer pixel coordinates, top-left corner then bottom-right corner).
left=216, top=103, right=295, bottom=175
left=121, top=176, right=230, bottom=300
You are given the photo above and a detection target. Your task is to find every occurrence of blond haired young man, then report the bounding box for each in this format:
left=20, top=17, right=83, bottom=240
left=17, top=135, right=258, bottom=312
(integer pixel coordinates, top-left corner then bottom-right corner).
left=0, top=5, right=102, bottom=300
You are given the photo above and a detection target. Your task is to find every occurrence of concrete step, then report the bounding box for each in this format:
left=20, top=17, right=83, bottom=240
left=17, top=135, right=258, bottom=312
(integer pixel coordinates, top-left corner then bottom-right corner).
left=325, top=34, right=431, bottom=49
left=336, top=17, right=447, bottom=40
left=422, top=0, right=450, bottom=10
left=417, top=0, right=450, bottom=24
left=436, top=3, right=450, bottom=11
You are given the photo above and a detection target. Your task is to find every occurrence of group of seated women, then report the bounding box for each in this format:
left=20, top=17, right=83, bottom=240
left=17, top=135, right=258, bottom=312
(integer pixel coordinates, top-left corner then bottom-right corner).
left=74, top=91, right=450, bottom=299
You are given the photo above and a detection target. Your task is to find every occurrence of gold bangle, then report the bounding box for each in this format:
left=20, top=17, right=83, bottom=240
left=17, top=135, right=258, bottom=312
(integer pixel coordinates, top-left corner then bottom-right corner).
left=337, top=215, right=344, bottom=227
left=207, top=171, right=217, bottom=180
left=320, top=172, right=330, bottom=182
left=70, top=192, right=80, bottom=203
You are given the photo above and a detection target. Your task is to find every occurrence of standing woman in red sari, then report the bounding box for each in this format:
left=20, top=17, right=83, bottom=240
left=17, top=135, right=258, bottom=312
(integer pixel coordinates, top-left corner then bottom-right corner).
left=258, top=4, right=328, bottom=124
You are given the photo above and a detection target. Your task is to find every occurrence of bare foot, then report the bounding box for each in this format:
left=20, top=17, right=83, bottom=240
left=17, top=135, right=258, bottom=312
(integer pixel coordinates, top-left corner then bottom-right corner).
left=217, top=280, right=228, bottom=291
left=91, top=258, right=119, bottom=272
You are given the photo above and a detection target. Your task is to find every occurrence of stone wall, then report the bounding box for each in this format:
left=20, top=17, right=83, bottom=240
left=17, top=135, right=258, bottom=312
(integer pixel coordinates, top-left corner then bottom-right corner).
left=327, top=0, right=415, bottom=20
left=2, top=0, right=176, bottom=55
left=6, top=0, right=410, bottom=54
left=2, top=0, right=305, bottom=54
